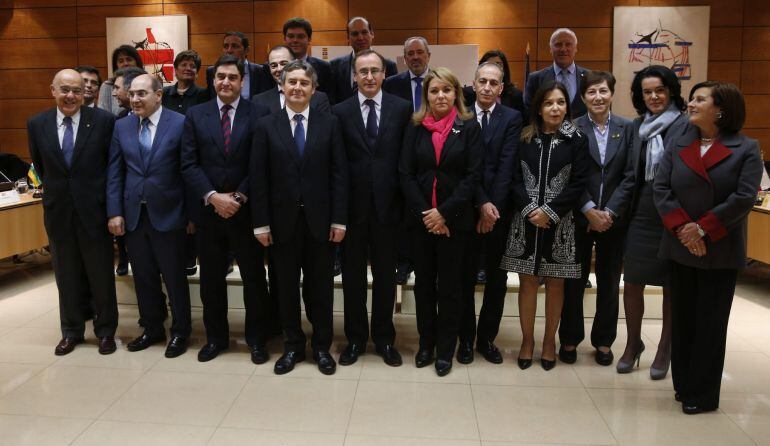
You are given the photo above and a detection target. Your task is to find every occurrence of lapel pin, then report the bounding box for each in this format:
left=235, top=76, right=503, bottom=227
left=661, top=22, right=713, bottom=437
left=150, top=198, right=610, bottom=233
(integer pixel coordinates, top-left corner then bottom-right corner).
left=451, top=128, right=460, bottom=135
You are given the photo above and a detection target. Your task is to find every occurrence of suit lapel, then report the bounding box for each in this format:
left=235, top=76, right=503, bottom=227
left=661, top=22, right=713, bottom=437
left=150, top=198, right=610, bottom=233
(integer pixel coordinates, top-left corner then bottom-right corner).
left=603, top=117, right=623, bottom=166
left=276, top=111, right=301, bottom=167
left=484, top=106, right=503, bottom=145
left=578, top=118, right=602, bottom=166
left=439, top=119, right=463, bottom=164
left=351, top=98, right=372, bottom=153
left=44, top=109, right=67, bottom=170
left=205, top=101, right=226, bottom=156
left=268, top=88, right=281, bottom=113
left=702, top=140, right=732, bottom=171
left=678, top=138, right=710, bottom=184
left=145, top=108, right=170, bottom=169
left=228, top=100, right=250, bottom=157
left=70, top=106, right=94, bottom=168
left=302, top=108, right=320, bottom=167
left=375, top=95, right=394, bottom=152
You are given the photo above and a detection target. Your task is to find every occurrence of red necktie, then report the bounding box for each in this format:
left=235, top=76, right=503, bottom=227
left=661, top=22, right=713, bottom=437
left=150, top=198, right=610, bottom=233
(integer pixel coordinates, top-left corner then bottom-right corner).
left=221, top=104, right=232, bottom=154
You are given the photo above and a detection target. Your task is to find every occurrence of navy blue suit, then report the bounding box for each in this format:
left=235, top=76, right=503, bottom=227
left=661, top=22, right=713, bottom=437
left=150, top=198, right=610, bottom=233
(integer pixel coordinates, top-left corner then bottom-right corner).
left=330, top=53, right=398, bottom=104
left=382, top=71, right=416, bottom=110
left=459, top=104, right=522, bottom=347
left=306, top=56, right=333, bottom=94
left=181, top=98, right=272, bottom=347
left=107, top=108, right=191, bottom=338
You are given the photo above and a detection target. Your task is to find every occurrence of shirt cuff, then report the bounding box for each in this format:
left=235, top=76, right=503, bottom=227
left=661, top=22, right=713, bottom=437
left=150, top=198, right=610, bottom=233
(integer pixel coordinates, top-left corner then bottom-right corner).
left=331, top=224, right=346, bottom=231
left=203, top=190, right=215, bottom=205
left=605, top=207, right=618, bottom=218
left=237, top=192, right=248, bottom=203
left=581, top=201, right=597, bottom=214
left=253, top=226, right=271, bottom=236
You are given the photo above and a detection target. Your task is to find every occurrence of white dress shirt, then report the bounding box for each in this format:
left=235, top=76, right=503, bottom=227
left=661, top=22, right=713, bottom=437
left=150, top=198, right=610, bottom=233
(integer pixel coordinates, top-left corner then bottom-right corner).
left=474, top=102, right=496, bottom=128
left=56, top=108, right=80, bottom=149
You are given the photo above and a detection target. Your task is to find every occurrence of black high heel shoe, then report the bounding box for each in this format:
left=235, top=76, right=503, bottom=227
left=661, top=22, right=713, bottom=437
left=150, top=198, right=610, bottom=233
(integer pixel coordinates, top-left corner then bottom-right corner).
left=541, top=358, right=556, bottom=371
left=616, top=341, right=645, bottom=374
left=517, top=357, right=532, bottom=370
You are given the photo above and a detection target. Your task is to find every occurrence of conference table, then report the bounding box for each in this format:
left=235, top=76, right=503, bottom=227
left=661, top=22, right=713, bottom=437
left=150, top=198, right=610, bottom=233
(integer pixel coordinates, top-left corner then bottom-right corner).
left=0, top=193, right=47, bottom=259
left=748, top=205, right=770, bottom=264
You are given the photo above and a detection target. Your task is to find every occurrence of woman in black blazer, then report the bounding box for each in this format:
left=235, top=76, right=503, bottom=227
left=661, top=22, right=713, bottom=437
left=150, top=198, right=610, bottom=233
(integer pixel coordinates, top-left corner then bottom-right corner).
left=400, top=67, right=483, bottom=376
left=654, top=81, right=763, bottom=414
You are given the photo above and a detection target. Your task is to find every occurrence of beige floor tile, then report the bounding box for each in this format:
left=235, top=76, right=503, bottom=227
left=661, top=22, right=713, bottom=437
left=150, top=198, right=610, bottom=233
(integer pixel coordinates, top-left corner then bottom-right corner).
left=345, top=434, right=480, bottom=445
left=481, top=442, right=596, bottom=446
left=572, top=342, right=673, bottom=391
left=348, top=380, right=478, bottom=440
left=468, top=355, right=583, bottom=387
left=588, top=388, right=756, bottom=446
left=0, top=363, right=45, bottom=398
left=149, top=342, right=258, bottom=376
left=209, top=428, right=345, bottom=445
left=359, top=353, right=470, bottom=384
left=472, top=385, right=615, bottom=444
left=220, top=375, right=357, bottom=433
left=0, top=414, right=92, bottom=446
left=720, top=393, right=770, bottom=446
left=71, top=420, right=215, bottom=446
left=721, top=351, right=770, bottom=394
left=0, top=326, right=63, bottom=365
left=0, top=366, right=143, bottom=418
left=100, top=370, right=249, bottom=426
left=728, top=321, right=770, bottom=355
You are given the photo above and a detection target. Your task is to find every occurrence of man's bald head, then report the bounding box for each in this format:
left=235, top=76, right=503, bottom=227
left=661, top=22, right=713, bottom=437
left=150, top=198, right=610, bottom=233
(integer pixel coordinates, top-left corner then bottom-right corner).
left=51, top=69, right=85, bottom=116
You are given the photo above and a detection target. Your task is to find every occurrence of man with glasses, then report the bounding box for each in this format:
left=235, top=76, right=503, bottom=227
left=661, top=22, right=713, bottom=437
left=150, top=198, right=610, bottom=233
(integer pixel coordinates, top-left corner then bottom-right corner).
left=107, top=74, right=192, bottom=358
left=74, top=65, right=101, bottom=107
left=27, top=69, right=119, bottom=356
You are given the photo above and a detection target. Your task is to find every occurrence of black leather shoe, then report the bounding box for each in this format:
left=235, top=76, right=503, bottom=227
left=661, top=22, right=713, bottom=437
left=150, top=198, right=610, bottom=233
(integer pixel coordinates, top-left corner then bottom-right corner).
left=595, top=348, right=614, bottom=366
left=185, top=265, right=197, bottom=276
left=339, top=343, right=365, bottom=366
left=197, top=343, right=227, bottom=362
left=415, top=348, right=434, bottom=368
left=682, top=403, right=703, bottom=415
left=314, top=351, right=337, bottom=375
left=274, top=351, right=305, bottom=374
left=98, top=337, right=116, bottom=355
left=675, top=392, right=682, bottom=402
left=333, top=257, right=342, bottom=277
left=477, top=340, right=503, bottom=364
left=541, top=358, right=556, bottom=371
left=226, top=262, right=234, bottom=275
left=517, top=357, right=532, bottom=370
left=435, top=358, right=453, bottom=376
left=476, top=269, right=487, bottom=284
left=456, top=341, right=474, bottom=364
left=395, top=264, right=411, bottom=285
left=250, top=344, right=269, bottom=364
left=164, top=336, right=188, bottom=358
left=55, top=337, right=84, bottom=356
left=558, top=345, right=577, bottom=364
left=585, top=279, right=593, bottom=288
left=375, top=344, right=403, bottom=366
left=115, top=263, right=128, bottom=276
left=127, top=333, right=166, bottom=352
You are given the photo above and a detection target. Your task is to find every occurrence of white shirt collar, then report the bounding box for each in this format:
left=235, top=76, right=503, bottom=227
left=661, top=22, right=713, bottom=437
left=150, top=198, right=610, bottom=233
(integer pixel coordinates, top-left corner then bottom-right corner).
left=475, top=101, right=496, bottom=116
left=409, top=69, right=427, bottom=80
left=358, top=90, right=383, bottom=107
left=553, top=61, right=576, bottom=75
left=56, top=107, right=80, bottom=126
left=216, top=96, right=240, bottom=112
left=587, top=111, right=611, bottom=128
left=140, top=106, right=163, bottom=126
left=286, top=105, right=310, bottom=123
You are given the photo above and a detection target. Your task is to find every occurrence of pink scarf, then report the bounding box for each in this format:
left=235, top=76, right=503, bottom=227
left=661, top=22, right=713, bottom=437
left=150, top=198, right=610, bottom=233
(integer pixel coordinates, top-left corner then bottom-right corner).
left=421, top=107, right=458, bottom=207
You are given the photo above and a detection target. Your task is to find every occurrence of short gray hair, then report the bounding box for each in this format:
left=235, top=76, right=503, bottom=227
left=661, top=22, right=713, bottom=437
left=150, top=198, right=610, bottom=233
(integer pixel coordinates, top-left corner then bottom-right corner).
left=279, top=59, right=318, bottom=87
left=474, top=61, right=504, bottom=81
left=549, top=28, right=578, bottom=46
left=347, top=16, right=371, bottom=32
left=404, top=36, right=429, bottom=53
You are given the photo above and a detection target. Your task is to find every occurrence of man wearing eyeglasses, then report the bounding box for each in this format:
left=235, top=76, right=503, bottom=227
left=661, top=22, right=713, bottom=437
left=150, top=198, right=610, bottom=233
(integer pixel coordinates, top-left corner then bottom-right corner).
left=106, top=74, right=192, bottom=358
left=332, top=50, right=412, bottom=367
left=27, top=69, right=119, bottom=356
left=329, top=17, right=398, bottom=104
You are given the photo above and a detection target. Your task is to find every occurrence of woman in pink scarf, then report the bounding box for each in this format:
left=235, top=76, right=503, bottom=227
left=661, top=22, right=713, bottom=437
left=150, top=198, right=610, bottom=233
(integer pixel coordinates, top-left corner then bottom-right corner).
left=400, top=67, right=483, bottom=376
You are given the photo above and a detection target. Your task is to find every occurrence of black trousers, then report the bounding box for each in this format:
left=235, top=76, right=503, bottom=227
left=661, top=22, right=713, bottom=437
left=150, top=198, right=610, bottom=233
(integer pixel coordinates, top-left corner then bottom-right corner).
left=670, top=262, right=737, bottom=410
left=198, top=207, right=270, bottom=347
left=459, top=221, right=510, bottom=345
left=341, top=212, right=398, bottom=347
left=184, top=232, right=197, bottom=269
left=49, top=214, right=118, bottom=339
left=397, top=222, right=412, bottom=271
left=411, top=226, right=469, bottom=360
left=125, top=208, right=191, bottom=338
left=272, top=211, right=335, bottom=353
left=560, top=225, right=625, bottom=348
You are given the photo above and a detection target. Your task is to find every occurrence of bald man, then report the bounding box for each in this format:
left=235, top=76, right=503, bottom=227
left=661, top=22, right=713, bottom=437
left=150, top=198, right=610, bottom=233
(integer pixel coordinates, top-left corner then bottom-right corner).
left=27, top=69, right=119, bottom=356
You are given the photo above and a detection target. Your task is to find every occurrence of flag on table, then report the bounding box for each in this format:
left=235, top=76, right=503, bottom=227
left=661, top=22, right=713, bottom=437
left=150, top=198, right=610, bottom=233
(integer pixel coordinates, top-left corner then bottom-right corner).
left=27, top=164, right=41, bottom=188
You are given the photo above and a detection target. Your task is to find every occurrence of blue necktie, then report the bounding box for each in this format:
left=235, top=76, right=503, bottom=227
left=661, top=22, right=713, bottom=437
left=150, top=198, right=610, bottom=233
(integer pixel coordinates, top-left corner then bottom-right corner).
left=413, top=77, right=423, bottom=112
left=139, top=118, right=152, bottom=162
left=61, top=116, right=74, bottom=167
left=363, top=98, right=378, bottom=148
left=293, top=114, right=306, bottom=158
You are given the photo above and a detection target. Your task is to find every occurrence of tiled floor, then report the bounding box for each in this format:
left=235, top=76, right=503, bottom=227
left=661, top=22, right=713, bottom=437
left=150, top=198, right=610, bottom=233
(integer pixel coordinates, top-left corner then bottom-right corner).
left=0, top=264, right=768, bottom=445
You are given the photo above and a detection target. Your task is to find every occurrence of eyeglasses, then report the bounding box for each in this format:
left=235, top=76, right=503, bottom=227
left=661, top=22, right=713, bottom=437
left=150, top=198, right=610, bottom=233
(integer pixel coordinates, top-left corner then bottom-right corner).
left=357, top=68, right=382, bottom=77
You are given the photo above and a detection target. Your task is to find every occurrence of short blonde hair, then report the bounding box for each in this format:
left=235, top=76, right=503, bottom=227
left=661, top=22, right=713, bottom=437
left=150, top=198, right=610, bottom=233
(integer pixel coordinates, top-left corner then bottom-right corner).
left=412, top=67, right=472, bottom=125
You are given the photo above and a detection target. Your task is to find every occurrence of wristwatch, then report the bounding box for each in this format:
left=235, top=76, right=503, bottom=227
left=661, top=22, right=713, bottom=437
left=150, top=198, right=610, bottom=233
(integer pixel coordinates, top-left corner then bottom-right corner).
left=695, top=223, right=706, bottom=238
left=233, top=192, right=244, bottom=204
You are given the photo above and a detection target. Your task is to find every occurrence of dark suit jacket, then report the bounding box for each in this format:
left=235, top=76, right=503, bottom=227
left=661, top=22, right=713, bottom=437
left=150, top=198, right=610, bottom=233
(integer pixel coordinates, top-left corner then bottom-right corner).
left=250, top=107, right=349, bottom=243
left=27, top=106, right=115, bottom=241
left=251, top=87, right=330, bottom=114
left=107, top=108, right=187, bottom=232
left=524, top=64, right=589, bottom=118
left=573, top=113, right=635, bottom=226
left=333, top=92, right=412, bottom=225
left=330, top=53, right=398, bottom=104
left=306, top=56, right=333, bottom=94
left=205, top=61, right=272, bottom=100
left=400, top=116, right=483, bottom=232
left=655, top=126, right=763, bottom=270
left=463, top=85, right=527, bottom=123
left=181, top=98, right=269, bottom=224
left=382, top=71, right=415, bottom=108
left=472, top=104, right=522, bottom=219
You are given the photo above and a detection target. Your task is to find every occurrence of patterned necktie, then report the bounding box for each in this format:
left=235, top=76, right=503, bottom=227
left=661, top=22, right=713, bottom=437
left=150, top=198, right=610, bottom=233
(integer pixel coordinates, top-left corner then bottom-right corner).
left=139, top=118, right=152, bottom=162
left=413, top=77, right=423, bottom=112
left=363, top=98, right=378, bottom=147
left=61, top=116, right=74, bottom=167
left=221, top=104, right=232, bottom=154
left=293, top=114, right=306, bottom=158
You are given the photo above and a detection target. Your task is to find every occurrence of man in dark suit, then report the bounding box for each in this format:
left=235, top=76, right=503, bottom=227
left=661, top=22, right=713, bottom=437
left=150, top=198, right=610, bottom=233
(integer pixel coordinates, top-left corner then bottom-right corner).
left=182, top=55, right=272, bottom=364
left=107, top=74, right=191, bottom=358
left=283, top=17, right=333, bottom=94
left=330, top=17, right=398, bottom=104
left=559, top=71, right=635, bottom=366
left=382, top=36, right=431, bottom=284
left=524, top=28, right=588, bottom=119
left=458, top=62, right=522, bottom=365
left=252, top=45, right=330, bottom=113
left=205, top=31, right=272, bottom=101
left=27, top=69, right=118, bottom=356
left=333, top=50, right=412, bottom=367
left=251, top=60, right=348, bottom=376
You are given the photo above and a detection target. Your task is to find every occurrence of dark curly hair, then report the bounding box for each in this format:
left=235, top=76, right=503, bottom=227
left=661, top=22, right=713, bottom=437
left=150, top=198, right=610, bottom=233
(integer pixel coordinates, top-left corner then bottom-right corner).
left=630, top=65, right=685, bottom=116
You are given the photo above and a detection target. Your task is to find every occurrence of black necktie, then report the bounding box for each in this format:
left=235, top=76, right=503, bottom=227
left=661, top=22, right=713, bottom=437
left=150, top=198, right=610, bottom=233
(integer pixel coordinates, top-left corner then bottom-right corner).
left=481, top=109, right=489, bottom=132
left=363, top=98, right=378, bottom=148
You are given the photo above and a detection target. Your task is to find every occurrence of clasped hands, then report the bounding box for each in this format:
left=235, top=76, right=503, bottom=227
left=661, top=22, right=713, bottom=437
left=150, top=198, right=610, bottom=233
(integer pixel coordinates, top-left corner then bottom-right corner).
left=677, top=222, right=707, bottom=257
left=527, top=207, right=551, bottom=229
left=585, top=208, right=613, bottom=233
left=476, top=202, right=499, bottom=234
left=209, top=192, right=241, bottom=219
left=423, top=208, right=450, bottom=237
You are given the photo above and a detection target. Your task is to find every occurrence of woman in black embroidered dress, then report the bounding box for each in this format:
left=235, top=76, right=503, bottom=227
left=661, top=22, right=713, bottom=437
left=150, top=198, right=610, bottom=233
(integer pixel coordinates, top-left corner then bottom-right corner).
left=501, top=82, right=589, bottom=370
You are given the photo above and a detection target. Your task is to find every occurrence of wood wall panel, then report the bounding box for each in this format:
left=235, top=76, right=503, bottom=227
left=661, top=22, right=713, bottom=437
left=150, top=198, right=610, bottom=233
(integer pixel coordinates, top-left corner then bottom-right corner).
left=0, top=0, right=74, bottom=7
left=77, top=37, right=108, bottom=68
left=78, top=0, right=161, bottom=5
left=743, top=129, right=770, bottom=160
left=439, top=28, right=538, bottom=63
left=0, top=38, right=78, bottom=69
left=438, top=0, right=537, bottom=29
left=253, top=0, right=347, bottom=32
left=164, top=2, right=253, bottom=34
left=538, top=0, right=637, bottom=27
left=350, top=0, right=438, bottom=30
left=639, top=0, right=744, bottom=27
left=0, top=69, right=58, bottom=99
left=250, top=33, right=285, bottom=62
left=744, top=95, right=770, bottom=129
left=76, top=4, right=164, bottom=37
left=744, top=0, right=770, bottom=26
left=741, top=61, right=770, bottom=94
left=742, top=28, right=770, bottom=61
left=536, top=28, right=610, bottom=61
left=707, top=61, right=741, bottom=87
left=304, top=30, right=348, bottom=47
left=371, top=29, right=438, bottom=46
left=709, top=27, right=742, bottom=61
left=0, top=7, right=77, bottom=39
left=0, top=99, right=51, bottom=129
left=0, top=130, right=30, bottom=160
